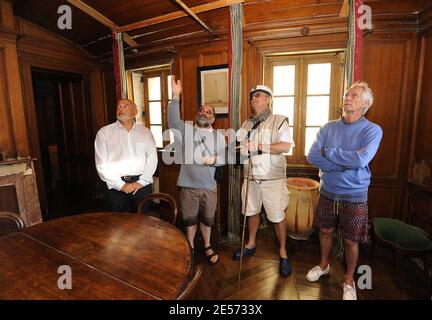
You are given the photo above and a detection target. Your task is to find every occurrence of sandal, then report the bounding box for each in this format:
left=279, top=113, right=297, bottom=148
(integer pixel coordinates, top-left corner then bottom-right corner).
left=204, top=245, right=219, bottom=265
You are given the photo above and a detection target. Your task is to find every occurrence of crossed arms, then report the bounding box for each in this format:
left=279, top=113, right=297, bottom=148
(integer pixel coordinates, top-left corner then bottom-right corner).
left=307, top=125, right=383, bottom=172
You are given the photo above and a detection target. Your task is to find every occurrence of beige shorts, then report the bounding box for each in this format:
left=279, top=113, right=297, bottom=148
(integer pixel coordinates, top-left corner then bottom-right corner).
left=180, top=187, right=217, bottom=227
left=241, top=178, right=288, bottom=223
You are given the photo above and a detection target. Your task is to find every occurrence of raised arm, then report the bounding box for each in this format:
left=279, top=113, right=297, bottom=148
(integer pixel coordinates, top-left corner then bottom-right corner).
left=167, top=75, right=185, bottom=135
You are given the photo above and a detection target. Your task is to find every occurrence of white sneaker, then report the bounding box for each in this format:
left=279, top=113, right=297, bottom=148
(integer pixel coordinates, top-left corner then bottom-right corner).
left=306, top=265, right=330, bottom=282
left=342, top=282, right=357, bottom=300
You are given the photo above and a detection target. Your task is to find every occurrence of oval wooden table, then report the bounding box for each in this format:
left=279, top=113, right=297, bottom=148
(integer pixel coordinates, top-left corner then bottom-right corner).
left=0, top=212, right=193, bottom=300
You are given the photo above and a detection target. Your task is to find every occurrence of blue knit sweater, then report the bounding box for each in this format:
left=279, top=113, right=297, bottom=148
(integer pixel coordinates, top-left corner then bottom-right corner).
left=307, top=116, right=383, bottom=202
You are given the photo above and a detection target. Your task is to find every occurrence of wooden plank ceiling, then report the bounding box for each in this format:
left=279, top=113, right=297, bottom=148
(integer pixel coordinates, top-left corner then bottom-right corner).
left=12, top=0, right=424, bottom=60
left=12, top=0, right=238, bottom=58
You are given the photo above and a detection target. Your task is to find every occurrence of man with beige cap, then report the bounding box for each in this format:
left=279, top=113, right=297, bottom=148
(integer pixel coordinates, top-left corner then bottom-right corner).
left=233, top=85, right=295, bottom=277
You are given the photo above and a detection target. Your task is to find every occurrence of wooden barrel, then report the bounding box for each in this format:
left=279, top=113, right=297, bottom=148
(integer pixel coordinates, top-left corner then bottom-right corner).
left=285, top=177, right=320, bottom=240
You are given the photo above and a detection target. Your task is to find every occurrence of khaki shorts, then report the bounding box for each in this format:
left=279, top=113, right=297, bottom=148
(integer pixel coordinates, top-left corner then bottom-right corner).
left=241, top=178, right=288, bottom=223
left=180, top=187, right=217, bottom=227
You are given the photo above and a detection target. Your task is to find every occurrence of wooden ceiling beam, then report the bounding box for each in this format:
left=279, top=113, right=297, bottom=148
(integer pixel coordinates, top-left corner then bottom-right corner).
left=173, top=0, right=213, bottom=33
left=122, top=34, right=138, bottom=47
left=117, top=0, right=244, bottom=33
left=66, top=0, right=138, bottom=47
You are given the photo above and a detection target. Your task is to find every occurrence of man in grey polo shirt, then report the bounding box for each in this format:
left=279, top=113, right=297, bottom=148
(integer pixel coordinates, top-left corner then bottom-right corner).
left=167, top=76, right=226, bottom=265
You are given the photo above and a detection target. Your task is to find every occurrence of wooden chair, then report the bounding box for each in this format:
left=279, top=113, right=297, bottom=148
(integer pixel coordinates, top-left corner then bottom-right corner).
left=137, top=193, right=178, bottom=225
left=370, top=188, right=432, bottom=293
left=176, top=264, right=203, bottom=300
left=0, top=212, right=25, bottom=238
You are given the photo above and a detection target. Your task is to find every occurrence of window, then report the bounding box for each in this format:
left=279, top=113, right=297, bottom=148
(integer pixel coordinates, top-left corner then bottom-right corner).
left=265, top=52, right=345, bottom=165
left=128, top=66, right=172, bottom=148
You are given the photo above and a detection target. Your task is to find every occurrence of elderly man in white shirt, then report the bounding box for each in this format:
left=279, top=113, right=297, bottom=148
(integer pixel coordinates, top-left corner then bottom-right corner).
left=95, top=99, right=157, bottom=212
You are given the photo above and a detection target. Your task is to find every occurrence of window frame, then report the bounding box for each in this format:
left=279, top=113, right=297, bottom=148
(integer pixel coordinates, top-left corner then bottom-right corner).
left=128, top=66, right=171, bottom=149
left=265, top=52, right=345, bottom=166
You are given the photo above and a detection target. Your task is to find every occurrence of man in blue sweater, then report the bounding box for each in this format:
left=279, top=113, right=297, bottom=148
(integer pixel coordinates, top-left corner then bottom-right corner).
left=306, top=82, right=382, bottom=300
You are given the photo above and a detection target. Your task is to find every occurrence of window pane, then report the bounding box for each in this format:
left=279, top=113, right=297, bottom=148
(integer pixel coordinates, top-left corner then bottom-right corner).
left=150, top=125, right=163, bottom=148
left=132, top=72, right=144, bottom=124
left=307, top=63, right=331, bottom=95
left=273, top=65, right=295, bottom=95
left=148, top=77, right=161, bottom=100
left=273, top=97, right=294, bottom=123
left=305, top=127, right=320, bottom=156
left=306, top=96, right=329, bottom=126
left=149, top=101, right=162, bottom=125
left=167, top=75, right=172, bottom=100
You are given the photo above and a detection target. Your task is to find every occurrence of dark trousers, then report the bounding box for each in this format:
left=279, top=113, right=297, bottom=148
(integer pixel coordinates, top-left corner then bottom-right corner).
left=104, top=184, right=153, bottom=213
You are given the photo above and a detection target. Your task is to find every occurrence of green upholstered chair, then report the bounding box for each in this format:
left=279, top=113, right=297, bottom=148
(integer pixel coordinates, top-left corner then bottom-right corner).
left=370, top=188, right=432, bottom=293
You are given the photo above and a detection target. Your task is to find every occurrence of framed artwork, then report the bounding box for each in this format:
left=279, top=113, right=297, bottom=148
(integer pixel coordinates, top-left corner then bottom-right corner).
left=197, top=64, right=229, bottom=115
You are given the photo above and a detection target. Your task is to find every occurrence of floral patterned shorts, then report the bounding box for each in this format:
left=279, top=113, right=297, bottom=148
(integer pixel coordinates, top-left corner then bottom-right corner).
left=313, top=194, right=369, bottom=243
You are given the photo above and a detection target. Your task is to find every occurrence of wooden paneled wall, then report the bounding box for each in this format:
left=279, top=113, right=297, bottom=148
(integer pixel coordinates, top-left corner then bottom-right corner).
left=364, top=32, right=419, bottom=220
left=0, top=0, right=28, bottom=160
left=410, top=3, right=432, bottom=188
left=405, top=2, right=432, bottom=224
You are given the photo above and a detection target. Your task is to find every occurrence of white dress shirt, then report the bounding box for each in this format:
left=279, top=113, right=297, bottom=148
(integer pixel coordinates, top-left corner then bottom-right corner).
left=94, top=120, right=158, bottom=191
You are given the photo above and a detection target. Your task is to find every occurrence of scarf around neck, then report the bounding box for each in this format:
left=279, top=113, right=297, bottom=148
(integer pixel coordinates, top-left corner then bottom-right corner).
left=251, top=108, right=272, bottom=125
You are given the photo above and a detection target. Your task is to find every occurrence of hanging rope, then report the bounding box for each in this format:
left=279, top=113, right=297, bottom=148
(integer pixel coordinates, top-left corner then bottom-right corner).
left=334, top=0, right=365, bottom=262
left=227, top=3, right=244, bottom=245
left=353, top=0, right=364, bottom=82
left=112, top=31, right=127, bottom=100
left=345, top=0, right=364, bottom=86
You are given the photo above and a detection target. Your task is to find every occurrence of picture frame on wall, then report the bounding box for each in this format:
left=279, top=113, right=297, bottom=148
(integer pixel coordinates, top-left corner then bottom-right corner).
left=197, top=64, right=229, bottom=115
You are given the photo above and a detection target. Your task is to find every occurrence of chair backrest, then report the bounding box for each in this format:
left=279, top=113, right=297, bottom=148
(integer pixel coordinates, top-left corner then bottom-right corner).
left=0, top=212, right=25, bottom=238
left=176, top=264, right=203, bottom=300
left=137, top=193, right=178, bottom=225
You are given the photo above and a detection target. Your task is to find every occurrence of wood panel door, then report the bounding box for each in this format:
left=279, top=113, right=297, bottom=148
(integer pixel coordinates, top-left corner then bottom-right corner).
left=363, top=32, right=418, bottom=220
left=57, top=78, right=94, bottom=193
left=32, top=70, right=98, bottom=219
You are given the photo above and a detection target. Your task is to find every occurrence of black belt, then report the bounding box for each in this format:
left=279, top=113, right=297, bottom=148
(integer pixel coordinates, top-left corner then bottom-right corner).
left=121, top=175, right=141, bottom=183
